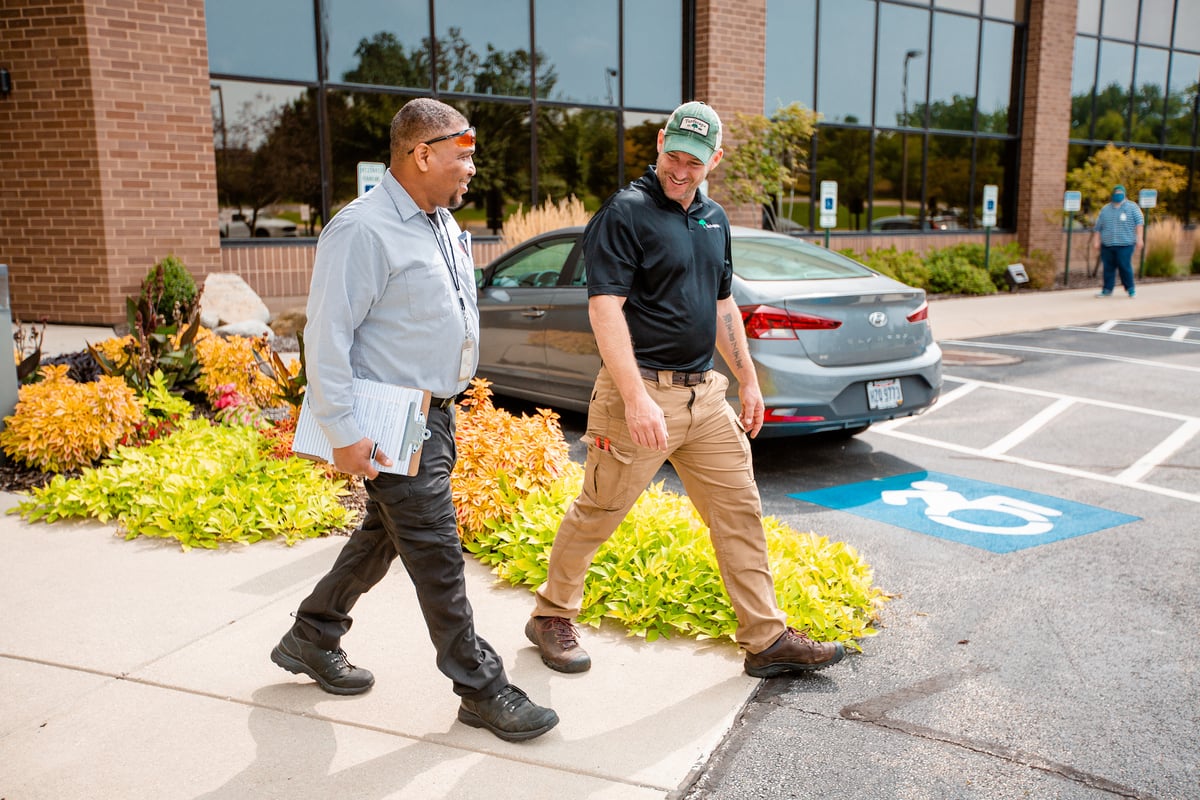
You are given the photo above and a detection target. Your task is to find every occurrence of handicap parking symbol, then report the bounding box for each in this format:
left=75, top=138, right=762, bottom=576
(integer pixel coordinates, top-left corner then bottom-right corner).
left=790, top=471, right=1139, bottom=553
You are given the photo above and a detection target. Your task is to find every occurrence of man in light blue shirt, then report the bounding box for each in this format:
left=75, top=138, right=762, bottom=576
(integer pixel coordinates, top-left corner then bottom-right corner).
left=1089, top=184, right=1144, bottom=298
left=271, top=98, right=558, bottom=743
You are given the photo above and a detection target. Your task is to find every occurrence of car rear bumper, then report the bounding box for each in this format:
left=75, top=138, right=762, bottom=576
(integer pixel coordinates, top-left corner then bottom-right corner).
left=736, top=343, right=943, bottom=437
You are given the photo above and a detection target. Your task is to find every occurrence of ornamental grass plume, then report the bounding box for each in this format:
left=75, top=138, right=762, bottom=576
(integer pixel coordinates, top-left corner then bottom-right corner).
left=499, top=195, right=591, bottom=249
left=1192, top=224, right=1200, bottom=275
left=1143, top=216, right=1185, bottom=277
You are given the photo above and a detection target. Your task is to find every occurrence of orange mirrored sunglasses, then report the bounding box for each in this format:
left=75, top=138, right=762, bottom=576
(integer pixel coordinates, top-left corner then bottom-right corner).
left=408, top=126, right=476, bottom=154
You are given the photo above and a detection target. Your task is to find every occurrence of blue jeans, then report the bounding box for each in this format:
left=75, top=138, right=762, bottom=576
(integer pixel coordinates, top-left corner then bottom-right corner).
left=1099, top=244, right=1135, bottom=294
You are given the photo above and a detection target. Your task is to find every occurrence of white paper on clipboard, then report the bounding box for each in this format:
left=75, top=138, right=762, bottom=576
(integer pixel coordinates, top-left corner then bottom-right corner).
left=291, top=379, right=432, bottom=476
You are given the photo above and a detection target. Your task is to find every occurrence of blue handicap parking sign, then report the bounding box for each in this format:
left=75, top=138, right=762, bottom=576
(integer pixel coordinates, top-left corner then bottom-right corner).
left=790, top=471, right=1139, bottom=553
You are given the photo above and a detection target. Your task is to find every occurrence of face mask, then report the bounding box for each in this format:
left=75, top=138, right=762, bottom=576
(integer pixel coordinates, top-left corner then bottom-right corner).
left=1112, top=193, right=1125, bottom=203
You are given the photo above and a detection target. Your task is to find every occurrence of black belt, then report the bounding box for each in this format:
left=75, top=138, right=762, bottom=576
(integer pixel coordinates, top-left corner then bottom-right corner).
left=638, top=367, right=710, bottom=386
left=431, top=395, right=459, bottom=409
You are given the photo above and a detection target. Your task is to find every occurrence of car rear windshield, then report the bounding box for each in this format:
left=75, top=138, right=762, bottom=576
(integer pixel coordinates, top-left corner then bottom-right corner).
left=732, top=237, right=875, bottom=281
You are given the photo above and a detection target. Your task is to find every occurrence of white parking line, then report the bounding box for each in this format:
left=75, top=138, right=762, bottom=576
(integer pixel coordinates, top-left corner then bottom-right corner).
left=938, top=340, right=1200, bottom=373
left=874, top=376, right=1200, bottom=504
left=981, top=397, right=1075, bottom=456
left=1058, top=324, right=1200, bottom=344
left=1117, top=419, right=1200, bottom=484
left=874, top=426, right=1200, bottom=503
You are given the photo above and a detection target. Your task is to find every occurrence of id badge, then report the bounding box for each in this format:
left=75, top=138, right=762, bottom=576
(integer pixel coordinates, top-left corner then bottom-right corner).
left=1120, top=213, right=1127, bottom=221
left=459, top=338, right=475, bottom=382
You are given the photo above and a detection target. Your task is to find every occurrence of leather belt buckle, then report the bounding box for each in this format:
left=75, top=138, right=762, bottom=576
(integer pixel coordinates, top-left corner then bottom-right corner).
left=637, top=367, right=708, bottom=386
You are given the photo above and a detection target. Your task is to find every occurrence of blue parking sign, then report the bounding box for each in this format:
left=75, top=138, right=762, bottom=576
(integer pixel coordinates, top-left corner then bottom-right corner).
left=790, top=471, right=1139, bottom=553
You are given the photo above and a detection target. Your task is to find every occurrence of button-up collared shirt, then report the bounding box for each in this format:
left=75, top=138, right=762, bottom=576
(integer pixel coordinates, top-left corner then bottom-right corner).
left=304, top=169, right=479, bottom=449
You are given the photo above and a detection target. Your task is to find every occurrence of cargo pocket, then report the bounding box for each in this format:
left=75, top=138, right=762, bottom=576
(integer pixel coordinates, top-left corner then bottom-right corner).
left=580, top=433, right=635, bottom=512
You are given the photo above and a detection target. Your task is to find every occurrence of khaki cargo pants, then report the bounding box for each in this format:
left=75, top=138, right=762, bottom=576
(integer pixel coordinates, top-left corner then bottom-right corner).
left=533, top=366, right=788, bottom=653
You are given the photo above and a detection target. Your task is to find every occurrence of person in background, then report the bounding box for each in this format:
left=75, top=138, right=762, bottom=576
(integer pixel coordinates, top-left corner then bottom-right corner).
left=1089, top=184, right=1144, bottom=298
left=523, top=101, right=846, bottom=679
left=270, top=98, right=558, bottom=743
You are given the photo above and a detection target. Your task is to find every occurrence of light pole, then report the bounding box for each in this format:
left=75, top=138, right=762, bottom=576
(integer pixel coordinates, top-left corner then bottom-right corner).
left=900, top=49, right=922, bottom=218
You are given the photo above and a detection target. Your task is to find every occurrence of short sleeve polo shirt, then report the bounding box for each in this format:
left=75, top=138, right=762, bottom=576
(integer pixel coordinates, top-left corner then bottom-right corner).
left=583, top=166, right=733, bottom=373
left=1094, top=200, right=1144, bottom=247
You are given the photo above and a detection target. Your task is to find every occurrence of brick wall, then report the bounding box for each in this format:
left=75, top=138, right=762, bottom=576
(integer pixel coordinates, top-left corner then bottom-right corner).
left=0, top=0, right=220, bottom=325
left=219, top=239, right=516, bottom=309
left=219, top=242, right=316, bottom=301
left=693, top=0, right=766, bottom=227
left=1015, top=0, right=1078, bottom=276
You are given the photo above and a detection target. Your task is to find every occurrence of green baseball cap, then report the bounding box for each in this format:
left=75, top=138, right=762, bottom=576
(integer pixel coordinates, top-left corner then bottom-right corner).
left=662, top=101, right=722, bottom=163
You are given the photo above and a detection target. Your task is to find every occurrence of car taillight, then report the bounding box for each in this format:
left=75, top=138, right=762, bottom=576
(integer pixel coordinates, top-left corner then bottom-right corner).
left=906, top=301, right=929, bottom=323
left=763, top=408, right=826, bottom=423
left=740, top=305, right=841, bottom=339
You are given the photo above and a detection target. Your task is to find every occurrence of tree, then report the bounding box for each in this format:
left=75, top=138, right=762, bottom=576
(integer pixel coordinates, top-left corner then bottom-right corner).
left=1066, top=143, right=1187, bottom=220
left=723, top=102, right=819, bottom=209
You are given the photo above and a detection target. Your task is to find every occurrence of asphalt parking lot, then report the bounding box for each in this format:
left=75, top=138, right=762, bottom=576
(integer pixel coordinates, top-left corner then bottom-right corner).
left=679, top=312, right=1200, bottom=799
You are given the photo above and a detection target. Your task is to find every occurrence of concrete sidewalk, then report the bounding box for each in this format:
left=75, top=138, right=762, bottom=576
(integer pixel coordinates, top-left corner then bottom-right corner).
left=2, top=278, right=1198, bottom=799
left=0, top=494, right=750, bottom=799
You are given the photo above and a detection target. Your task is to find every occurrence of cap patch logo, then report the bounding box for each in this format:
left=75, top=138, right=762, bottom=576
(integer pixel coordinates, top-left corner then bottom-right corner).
left=678, top=116, right=710, bottom=136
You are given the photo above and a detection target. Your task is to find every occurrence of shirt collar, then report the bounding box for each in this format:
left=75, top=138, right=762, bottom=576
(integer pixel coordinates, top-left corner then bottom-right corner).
left=383, top=168, right=427, bottom=222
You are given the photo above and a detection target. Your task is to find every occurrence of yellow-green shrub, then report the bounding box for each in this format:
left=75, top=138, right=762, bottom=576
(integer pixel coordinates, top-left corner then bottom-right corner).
left=195, top=334, right=283, bottom=408
left=0, top=365, right=144, bottom=472
left=12, top=418, right=353, bottom=550
left=465, top=465, right=887, bottom=648
left=451, top=378, right=571, bottom=539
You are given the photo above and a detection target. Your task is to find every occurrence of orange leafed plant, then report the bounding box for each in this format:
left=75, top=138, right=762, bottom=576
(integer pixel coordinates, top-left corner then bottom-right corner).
left=451, top=378, right=571, bottom=540
left=0, top=364, right=145, bottom=472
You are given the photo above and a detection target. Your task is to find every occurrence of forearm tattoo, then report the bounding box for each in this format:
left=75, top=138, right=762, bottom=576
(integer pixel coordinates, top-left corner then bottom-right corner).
left=720, top=310, right=747, bottom=371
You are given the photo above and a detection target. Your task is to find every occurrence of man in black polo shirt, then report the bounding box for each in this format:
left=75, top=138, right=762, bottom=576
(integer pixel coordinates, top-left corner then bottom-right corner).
left=524, top=101, right=845, bottom=679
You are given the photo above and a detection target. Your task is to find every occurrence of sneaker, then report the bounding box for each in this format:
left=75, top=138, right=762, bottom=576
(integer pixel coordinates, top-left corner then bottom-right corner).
left=458, top=684, right=559, bottom=742
left=1128, top=290, right=1136, bottom=298
left=1095, top=291, right=1112, bottom=297
left=271, top=629, right=375, bottom=695
left=525, top=616, right=592, bottom=673
left=743, top=627, right=846, bottom=678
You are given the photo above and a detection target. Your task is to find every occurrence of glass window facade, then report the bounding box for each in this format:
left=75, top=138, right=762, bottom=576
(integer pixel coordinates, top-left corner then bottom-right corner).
left=1072, top=0, right=1200, bottom=224
left=766, top=0, right=1023, bottom=232
left=206, top=0, right=686, bottom=238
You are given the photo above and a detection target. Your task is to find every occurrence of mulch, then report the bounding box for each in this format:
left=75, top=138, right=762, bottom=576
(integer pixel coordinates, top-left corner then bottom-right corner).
left=0, top=461, right=63, bottom=494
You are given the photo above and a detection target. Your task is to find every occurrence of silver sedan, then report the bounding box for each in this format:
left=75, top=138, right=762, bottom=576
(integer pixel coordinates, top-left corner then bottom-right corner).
left=474, top=226, right=942, bottom=438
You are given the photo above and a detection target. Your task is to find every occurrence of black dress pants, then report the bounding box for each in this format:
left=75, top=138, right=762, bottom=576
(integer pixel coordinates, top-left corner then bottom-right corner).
left=291, top=405, right=508, bottom=701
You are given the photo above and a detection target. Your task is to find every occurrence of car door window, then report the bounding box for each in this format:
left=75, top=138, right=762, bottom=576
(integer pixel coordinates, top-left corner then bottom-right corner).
left=487, top=239, right=575, bottom=288
left=570, top=251, right=587, bottom=286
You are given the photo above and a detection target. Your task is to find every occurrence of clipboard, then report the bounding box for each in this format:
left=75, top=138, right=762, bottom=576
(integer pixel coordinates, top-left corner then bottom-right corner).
left=291, top=378, right=432, bottom=476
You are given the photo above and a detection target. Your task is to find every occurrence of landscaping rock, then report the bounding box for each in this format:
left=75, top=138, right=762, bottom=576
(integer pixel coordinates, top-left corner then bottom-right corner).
left=200, top=274, right=271, bottom=328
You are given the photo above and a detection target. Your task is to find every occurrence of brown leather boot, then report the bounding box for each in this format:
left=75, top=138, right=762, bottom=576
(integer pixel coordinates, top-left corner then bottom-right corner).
left=525, top=616, right=592, bottom=673
left=743, top=627, right=845, bottom=677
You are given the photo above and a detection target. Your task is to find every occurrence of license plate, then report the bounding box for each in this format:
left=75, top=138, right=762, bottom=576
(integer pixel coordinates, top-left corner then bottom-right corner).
left=867, top=378, right=903, bottom=410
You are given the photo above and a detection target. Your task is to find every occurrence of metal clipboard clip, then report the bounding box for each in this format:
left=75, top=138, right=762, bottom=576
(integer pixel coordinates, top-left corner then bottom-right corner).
left=401, top=403, right=432, bottom=459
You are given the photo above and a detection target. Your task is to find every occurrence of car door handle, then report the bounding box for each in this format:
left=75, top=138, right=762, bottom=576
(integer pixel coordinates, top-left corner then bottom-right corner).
left=521, top=308, right=546, bottom=318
